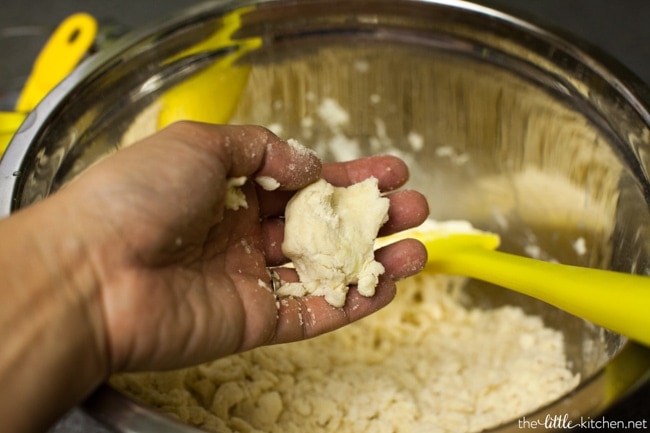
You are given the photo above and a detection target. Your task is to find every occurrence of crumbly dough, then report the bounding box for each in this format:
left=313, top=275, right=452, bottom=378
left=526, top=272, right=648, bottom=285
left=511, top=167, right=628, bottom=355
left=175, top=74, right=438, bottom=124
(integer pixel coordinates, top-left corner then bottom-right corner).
left=224, top=176, right=248, bottom=210
left=277, top=177, right=389, bottom=307
left=111, top=271, right=580, bottom=433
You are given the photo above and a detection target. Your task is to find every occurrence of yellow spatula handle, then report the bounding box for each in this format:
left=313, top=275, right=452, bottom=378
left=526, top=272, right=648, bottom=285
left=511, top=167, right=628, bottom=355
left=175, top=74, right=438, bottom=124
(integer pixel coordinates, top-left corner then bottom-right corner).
left=429, top=248, right=650, bottom=347
left=0, top=111, right=27, bottom=154
left=15, top=13, right=97, bottom=113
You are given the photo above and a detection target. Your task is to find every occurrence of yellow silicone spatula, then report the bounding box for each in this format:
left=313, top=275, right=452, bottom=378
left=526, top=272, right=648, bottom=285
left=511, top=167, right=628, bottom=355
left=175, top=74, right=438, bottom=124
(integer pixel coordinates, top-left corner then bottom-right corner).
left=14, top=13, right=97, bottom=113
left=156, top=6, right=261, bottom=129
left=0, top=113, right=26, bottom=151
left=382, top=220, right=650, bottom=347
left=0, top=13, right=97, bottom=155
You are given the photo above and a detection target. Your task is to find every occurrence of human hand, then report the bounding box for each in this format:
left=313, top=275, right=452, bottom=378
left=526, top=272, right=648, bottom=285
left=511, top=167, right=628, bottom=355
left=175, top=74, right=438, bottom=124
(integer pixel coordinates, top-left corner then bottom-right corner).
left=59, top=122, right=428, bottom=374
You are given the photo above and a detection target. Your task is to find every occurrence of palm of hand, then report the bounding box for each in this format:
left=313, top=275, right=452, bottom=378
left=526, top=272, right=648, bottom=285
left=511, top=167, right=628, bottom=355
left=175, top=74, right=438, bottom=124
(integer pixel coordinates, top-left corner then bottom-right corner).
left=64, top=123, right=428, bottom=373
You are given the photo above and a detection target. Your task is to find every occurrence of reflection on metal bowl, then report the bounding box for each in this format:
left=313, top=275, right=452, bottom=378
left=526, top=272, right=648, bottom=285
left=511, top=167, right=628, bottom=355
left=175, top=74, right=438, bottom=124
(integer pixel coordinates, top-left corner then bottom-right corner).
left=2, top=0, right=650, bottom=432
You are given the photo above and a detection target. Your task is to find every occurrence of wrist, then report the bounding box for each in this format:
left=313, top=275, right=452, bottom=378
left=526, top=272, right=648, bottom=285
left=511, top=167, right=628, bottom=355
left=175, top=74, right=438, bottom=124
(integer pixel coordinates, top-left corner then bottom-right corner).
left=0, top=194, right=109, bottom=432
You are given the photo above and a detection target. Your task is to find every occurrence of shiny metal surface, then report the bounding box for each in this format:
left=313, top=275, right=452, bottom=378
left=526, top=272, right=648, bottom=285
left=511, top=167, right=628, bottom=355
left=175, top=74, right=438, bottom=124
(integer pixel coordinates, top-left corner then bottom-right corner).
left=83, top=386, right=205, bottom=433
left=2, top=0, right=650, bottom=431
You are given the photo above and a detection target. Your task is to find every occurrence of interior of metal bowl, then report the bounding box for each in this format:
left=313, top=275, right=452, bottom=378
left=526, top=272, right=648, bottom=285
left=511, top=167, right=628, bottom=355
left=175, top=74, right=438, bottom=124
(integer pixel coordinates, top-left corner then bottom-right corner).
left=2, top=0, right=650, bottom=431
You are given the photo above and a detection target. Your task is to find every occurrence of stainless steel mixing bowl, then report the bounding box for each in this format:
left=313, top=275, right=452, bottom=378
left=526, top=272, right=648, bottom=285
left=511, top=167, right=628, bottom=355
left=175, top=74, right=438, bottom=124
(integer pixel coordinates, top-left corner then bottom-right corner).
left=2, top=0, right=650, bottom=432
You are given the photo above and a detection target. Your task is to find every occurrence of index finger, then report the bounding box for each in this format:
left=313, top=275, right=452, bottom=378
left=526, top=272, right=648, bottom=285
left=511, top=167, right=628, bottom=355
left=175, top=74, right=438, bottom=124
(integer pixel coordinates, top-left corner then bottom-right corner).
left=161, top=122, right=323, bottom=191
left=321, top=155, right=410, bottom=191
left=258, top=154, right=412, bottom=217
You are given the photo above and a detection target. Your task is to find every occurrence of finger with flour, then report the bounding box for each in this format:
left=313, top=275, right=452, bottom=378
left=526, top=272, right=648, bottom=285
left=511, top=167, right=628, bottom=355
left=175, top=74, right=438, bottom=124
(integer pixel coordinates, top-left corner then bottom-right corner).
left=254, top=138, right=322, bottom=190
left=154, top=122, right=322, bottom=190
left=268, top=237, right=427, bottom=344
left=257, top=154, right=424, bottom=218
left=321, top=154, right=410, bottom=189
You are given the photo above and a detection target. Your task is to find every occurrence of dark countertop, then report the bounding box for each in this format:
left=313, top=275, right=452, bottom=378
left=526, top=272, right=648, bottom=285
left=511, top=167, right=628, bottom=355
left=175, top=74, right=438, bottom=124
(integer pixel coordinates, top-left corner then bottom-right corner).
left=1, top=0, right=649, bottom=431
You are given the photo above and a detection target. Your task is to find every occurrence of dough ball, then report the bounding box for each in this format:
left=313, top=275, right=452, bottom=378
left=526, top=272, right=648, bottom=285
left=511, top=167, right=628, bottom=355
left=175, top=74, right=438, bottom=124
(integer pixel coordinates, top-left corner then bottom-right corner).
left=278, top=177, right=390, bottom=307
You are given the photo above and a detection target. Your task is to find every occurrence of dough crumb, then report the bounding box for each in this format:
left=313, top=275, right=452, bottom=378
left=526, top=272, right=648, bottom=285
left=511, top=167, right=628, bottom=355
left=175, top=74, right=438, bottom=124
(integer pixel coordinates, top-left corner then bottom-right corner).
left=407, top=131, right=424, bottom=152
left=317, top=98, right=349, bottom=129
left=255, top=176, right=281, bottom=191
left=225, top=176, right=248, bottom=210
left=278, top=177, right=389, bottom=307
left=573, top=237, right=587, bottom=256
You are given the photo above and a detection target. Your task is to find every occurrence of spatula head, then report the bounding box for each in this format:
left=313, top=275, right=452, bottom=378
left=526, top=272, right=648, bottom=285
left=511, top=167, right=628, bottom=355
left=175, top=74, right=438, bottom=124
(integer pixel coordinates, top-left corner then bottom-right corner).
left=378, top=219, right=501, bottom=262
left=157, top=7, right=262, bottom=128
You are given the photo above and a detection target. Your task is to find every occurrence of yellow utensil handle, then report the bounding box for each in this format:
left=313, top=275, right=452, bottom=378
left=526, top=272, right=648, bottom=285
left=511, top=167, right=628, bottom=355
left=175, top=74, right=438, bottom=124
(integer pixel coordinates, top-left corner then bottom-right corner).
left=15, top=13, right=97, bottom=112
left=0, top=112, right=27, bottom=133
left=0, top=112, right=27, bottom=155
left=429, top=248, right=650, bottom=347
left=0, top=132, right=15, bottom=155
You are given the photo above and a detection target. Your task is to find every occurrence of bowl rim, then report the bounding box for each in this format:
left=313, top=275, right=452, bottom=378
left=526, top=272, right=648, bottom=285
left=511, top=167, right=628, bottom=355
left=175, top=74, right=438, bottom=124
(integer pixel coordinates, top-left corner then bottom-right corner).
left=2, top=0, right=650, bottom=431
left=4, top=0, right=650, bottom=212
